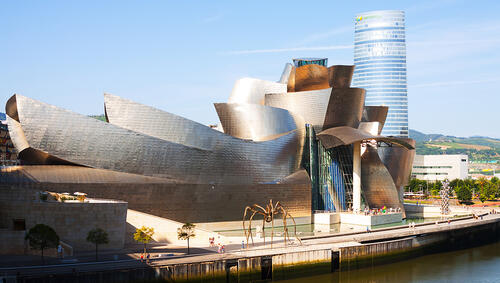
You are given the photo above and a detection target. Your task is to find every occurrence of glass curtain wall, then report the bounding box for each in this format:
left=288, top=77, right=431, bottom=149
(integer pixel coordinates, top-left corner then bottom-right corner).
left=352, top=10, right=409, bottom=137
left=303, top=125, right=354, bottom=212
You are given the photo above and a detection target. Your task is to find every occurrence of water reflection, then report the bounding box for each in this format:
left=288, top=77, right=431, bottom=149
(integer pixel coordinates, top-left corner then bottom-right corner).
left=277, top=241, right=500, bottom=282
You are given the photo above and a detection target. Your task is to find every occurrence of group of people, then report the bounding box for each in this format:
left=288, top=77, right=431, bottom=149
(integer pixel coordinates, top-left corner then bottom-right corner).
left=408, top=221, right=417, bottom=229
left=140, top=253, right=151, bottom=263
left=473, top=214, right=484, bottom=220
left=217, top=243, right=225, bottom=254
left=209, top=237, right=225, bottom=254
left=363, top=206, right=401, bottom=216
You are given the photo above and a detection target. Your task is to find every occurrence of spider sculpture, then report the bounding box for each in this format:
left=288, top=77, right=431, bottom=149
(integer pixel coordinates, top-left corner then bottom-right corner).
left=243, top=199, right=302, bottom=248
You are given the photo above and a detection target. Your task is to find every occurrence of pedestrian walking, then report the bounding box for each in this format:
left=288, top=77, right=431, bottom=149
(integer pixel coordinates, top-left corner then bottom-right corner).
left=241, top=240, right=245, bottom=249
left=57, top=244, right=63, bottom=259
left=140, top=254, right=144, bottom=262
left=146, top=253, right=150, bottom=264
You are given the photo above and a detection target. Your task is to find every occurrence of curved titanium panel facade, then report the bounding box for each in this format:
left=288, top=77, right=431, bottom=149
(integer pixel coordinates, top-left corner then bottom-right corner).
left=8, top=94, right=304, bottom=184
left=361, top=145, right=405, bottom=215
left=265, top=88, right=331, bottom=132
left=317, top=126, right=415, bottom=149
left=279, top=63, right=294, bottom=84
left=291, top=64, right=330, bottom=92
left=358, top=122, right=380, bottom=136
left=228, top=78, right=286, bottom=105
left=0, top=165, right=176, bottom=184
left=362, top=106, right=389, bottom=135
left=327, top=65, right=355, bottom=88
left=378, top=138, right=416, bottom=198
left=214, top=103, right=304, bottom=141
left=322, top=88, right=365, bottom=130
left=104, top=93, right=222, bottom=151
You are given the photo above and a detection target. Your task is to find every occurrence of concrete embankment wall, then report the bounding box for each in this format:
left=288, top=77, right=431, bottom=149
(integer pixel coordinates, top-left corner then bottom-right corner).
left=15, top=218, right=500, bottom=283
left=340, top=219, right=498, bottom=270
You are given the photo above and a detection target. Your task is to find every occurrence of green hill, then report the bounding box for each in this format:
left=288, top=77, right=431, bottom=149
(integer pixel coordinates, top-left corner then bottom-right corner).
left=410, top=129, right=500, bottom=162
left=89, top=114, right=107, bottom=122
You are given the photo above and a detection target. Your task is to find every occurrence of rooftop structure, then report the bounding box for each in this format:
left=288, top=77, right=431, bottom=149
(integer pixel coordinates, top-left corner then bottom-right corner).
left=293, top=58, right=328, bottom=67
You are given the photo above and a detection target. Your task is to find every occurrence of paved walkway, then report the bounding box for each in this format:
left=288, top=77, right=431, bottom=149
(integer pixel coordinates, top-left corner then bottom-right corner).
left=2, top=210, right=498, bottom=278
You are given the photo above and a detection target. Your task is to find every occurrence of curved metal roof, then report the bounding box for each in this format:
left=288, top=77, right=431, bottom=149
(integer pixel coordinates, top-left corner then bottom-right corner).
left=317, top=126, right=415, bottom=149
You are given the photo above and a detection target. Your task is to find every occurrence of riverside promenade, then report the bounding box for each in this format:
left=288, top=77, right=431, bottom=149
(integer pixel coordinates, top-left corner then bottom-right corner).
left=2, top=210, right=499, bottom=282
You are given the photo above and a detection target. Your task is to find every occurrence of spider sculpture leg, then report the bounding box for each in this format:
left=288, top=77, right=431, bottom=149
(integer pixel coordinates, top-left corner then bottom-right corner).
left=283, top=213, right=288, bottom=246
left=270, top=200, right=275, bottom=248
left=247, top=210, right=259, bottom=248
left=288, top=212, right=303, bottom=245
left=262, top=217, right=266, bottom=246
left=243, top=206, right=252, bottom=246
left=248, top=204, right=267, bottom=246
left=276, top=205, right=289, bottom=246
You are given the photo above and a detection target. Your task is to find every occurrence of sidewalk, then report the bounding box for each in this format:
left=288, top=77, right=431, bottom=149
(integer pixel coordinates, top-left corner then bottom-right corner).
left=0, top=244, right=215, bottom=268
left=1, top=212, right=498, bottom=277
left=2, top=209, right=497, bottom=269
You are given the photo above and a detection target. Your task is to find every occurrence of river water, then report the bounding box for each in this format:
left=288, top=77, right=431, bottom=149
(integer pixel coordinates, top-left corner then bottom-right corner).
left=277, top=241, right=500, bottom=283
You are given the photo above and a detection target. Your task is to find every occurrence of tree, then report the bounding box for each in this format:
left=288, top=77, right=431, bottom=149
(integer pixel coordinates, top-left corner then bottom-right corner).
left=134, top=226, right=154, bottom=253
left=455, top=181, right=472, bottom=203
left=490, top=177, right=500, bottom=198
left=86, top=228, right=109, bottom=261
left=465, top=179, right=478, bottom=199
left=177, top=223, right=196, bottom=254
left=25, top=224, right=59, bottom=264
left=449, top=178, right=460, bottom=191
left=476, top=177, right=494, bottom=202
left=431, top=181, right=443, bottom=196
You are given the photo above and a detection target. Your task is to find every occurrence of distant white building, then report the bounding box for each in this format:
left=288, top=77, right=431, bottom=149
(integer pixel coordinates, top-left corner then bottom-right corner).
left=411, top=154, right=468, bottom=181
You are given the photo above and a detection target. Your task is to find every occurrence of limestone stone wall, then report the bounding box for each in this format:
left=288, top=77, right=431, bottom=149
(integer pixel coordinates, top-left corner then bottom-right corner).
left=3, top=181, right=312, bottom=224
left=0, top=229, right=25, bottom=254
left=0, top=185, right=127, bottom=253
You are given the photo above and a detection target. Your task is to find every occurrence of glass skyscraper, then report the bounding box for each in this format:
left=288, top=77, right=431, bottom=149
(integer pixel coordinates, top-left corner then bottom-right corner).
left=352, top=10, right=408, bottom=137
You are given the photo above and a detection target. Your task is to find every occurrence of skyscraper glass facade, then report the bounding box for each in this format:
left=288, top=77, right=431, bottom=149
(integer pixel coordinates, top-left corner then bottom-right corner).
left=352, top=10, right=408, bottom=137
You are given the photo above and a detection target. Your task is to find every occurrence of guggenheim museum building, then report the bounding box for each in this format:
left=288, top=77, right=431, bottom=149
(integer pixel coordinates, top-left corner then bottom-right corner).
left=0, top=58, right=415, bottom=231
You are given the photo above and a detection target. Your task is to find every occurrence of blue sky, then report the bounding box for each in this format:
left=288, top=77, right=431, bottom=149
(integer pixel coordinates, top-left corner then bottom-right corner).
left=1, top=0, right=499, bottom=138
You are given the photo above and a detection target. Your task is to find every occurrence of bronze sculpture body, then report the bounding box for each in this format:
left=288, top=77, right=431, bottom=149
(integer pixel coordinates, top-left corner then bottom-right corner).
left=243, top=199, right=302, bottom=248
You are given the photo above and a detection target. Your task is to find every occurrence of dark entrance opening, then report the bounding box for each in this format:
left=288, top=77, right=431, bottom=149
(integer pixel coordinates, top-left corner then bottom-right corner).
left=13, top=219, right=25, bottom=231
left=226, top=260, right=238, bottom=283
left=332, top=251, right=340, bottom=272
left=261, top=256, right=272, bottom=280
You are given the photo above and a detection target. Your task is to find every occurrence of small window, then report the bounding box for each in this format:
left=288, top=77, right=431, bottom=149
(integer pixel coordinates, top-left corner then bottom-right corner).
left=13, top=219, right=26, bottom=231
